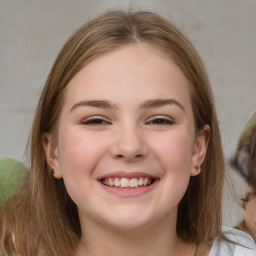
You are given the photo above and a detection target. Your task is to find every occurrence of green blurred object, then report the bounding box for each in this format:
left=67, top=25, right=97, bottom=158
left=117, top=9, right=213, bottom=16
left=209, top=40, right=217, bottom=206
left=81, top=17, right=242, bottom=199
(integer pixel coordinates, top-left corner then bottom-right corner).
left=0, top=157, right=27, bottom=205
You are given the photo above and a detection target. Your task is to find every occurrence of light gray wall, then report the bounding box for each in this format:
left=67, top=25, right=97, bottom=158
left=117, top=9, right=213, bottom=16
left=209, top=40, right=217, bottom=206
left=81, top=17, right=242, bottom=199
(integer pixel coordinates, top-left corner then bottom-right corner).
left=0, top=0, right=255, bottom=226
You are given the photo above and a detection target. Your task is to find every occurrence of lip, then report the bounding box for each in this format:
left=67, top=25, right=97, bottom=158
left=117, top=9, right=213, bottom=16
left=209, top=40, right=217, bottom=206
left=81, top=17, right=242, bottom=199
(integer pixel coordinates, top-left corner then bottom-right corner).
left=97, top=171, right=160, bottom=197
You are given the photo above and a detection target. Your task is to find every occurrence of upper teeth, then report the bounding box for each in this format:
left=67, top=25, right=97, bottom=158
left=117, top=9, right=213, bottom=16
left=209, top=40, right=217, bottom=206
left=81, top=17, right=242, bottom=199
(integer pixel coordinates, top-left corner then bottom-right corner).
left=102, top=177, right=152, bottom=188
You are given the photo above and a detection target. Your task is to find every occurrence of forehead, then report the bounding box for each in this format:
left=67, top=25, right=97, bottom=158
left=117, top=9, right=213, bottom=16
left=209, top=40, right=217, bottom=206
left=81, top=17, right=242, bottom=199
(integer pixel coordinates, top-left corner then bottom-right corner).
left=67, top=43, right=189, bottom=92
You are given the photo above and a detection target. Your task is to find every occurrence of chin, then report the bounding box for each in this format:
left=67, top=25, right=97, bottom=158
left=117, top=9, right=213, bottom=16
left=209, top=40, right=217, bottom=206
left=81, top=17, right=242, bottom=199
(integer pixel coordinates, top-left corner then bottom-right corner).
left=107, top=219, right=153, bottom=233
left=102, top=206, right=155, bottom=231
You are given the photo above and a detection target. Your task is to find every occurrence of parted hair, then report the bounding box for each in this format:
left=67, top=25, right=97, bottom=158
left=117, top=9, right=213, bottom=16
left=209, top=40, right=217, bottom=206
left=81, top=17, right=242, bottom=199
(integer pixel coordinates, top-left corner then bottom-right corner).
left=0, top=10, right=225, bottom=256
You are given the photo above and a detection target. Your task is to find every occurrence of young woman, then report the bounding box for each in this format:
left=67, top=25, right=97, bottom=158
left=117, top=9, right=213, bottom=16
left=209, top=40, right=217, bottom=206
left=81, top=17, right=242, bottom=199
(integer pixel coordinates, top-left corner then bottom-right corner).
left=1, top=10, right=255, bottom=256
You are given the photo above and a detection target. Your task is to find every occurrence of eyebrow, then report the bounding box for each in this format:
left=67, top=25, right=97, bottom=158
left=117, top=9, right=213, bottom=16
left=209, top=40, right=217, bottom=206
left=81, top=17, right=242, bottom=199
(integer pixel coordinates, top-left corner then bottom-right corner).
left=70, top=98, right=185, bottom=112
left=70, top=100, right=116, bottom=112
left=140, top=99, right=185, bottom=111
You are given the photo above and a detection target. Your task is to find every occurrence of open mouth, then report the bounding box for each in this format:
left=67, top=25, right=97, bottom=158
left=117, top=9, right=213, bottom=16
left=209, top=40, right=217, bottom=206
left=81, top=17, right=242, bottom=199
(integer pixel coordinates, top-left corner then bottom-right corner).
left=101, top=177, right=156, bottom=189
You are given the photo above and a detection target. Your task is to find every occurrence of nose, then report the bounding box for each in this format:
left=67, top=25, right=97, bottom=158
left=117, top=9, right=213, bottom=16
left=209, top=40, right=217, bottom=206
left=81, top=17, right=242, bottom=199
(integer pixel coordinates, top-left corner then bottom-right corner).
left=109, top=125, right=148, bottom=162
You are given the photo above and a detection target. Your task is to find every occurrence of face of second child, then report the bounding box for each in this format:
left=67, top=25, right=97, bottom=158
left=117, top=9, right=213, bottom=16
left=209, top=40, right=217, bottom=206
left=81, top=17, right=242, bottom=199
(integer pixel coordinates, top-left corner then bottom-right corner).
left=45, top=43, right=208, bottom=233
left=244, top=189, right=256, bottom=236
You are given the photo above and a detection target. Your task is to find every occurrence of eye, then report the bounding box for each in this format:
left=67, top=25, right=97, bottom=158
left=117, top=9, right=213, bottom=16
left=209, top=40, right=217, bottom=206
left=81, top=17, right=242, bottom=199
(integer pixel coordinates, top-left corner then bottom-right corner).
left=244, top=192, right=255, bottom=201
left=146, top=117, right=174, bottom=125
left=82, top=117, right=111, bottom=126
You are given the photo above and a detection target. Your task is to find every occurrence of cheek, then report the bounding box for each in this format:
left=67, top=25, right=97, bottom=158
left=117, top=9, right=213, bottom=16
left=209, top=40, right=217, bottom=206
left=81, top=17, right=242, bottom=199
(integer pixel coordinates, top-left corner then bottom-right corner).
left=244, top=199, right=256, bottom=235
left=57, top=128, right=109, bottom=177
left=56, top=128, right=111, bottom=206
left=148, top=131, right=194, bottom=202
left=149, top=130, right=194, bottom=171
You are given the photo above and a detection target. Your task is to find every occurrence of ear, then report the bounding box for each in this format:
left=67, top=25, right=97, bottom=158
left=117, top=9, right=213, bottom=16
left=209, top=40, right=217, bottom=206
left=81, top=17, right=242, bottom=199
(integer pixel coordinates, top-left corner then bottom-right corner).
left=42, top=133, right=63, bottom=179
left=191, top=124, right=211, bottom=176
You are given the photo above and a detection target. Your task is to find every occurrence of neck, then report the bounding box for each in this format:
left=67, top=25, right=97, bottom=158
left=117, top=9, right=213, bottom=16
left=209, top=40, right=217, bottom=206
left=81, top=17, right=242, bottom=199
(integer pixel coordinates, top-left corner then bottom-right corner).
left=76, top=217, right=196, bottom=256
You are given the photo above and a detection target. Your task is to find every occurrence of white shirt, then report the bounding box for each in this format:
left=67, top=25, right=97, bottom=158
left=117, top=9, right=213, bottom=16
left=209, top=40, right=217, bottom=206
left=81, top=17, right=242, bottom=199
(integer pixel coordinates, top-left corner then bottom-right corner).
left=209, top=227, right=256, bottom=255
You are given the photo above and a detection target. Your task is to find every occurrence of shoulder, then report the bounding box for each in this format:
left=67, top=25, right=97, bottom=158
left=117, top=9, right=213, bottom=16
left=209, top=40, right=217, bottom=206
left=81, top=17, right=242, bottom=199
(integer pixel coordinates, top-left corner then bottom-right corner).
left=209, top=227, right=256, bottom=256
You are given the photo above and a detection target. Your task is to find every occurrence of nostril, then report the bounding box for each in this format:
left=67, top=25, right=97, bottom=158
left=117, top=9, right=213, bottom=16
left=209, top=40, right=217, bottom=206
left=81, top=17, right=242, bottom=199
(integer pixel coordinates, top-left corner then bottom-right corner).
left=135, top=154, right=144, bottom=158
left=113, top=153, right=145, bottom=161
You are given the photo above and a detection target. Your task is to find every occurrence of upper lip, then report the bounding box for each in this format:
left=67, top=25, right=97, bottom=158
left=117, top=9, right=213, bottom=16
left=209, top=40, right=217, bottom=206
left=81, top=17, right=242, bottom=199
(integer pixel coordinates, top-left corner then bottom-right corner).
left=97, top=171, right=159, bottom=180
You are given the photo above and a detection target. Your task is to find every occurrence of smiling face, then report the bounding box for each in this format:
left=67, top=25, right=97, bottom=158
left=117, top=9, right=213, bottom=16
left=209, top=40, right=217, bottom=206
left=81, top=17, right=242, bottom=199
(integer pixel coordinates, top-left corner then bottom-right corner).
left=44, top=43, right=209, bottom=234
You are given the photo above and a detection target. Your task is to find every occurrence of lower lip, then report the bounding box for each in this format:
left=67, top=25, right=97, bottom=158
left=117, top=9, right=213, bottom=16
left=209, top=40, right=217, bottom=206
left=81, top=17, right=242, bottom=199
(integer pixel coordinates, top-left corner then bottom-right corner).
left=99, top=179, right=160, bottom=197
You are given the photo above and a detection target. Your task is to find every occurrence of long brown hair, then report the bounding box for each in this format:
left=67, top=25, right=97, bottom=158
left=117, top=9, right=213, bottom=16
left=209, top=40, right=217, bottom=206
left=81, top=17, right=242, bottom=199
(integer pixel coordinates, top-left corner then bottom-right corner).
left=0, top=10, right=225, bottom=256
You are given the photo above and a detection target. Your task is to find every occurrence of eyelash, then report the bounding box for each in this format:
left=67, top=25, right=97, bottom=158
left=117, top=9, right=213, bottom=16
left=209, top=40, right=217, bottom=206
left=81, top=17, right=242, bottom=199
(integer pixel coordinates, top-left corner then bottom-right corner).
left=146, top=117, right=174, bottom=126
left=82, top=117, right=111, bottom=126
left=241, top=192, right=256, bottom=203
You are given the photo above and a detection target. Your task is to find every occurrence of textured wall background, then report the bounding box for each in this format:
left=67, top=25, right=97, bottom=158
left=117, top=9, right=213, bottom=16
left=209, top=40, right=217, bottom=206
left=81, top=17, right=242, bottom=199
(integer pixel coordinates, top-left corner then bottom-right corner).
left=0, top=0, right=255, bottom=226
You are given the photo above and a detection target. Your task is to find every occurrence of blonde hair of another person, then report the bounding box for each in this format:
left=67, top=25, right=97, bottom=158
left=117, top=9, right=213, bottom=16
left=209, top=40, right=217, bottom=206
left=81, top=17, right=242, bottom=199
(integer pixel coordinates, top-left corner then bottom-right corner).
left=231, top=110, right=256, bottom=242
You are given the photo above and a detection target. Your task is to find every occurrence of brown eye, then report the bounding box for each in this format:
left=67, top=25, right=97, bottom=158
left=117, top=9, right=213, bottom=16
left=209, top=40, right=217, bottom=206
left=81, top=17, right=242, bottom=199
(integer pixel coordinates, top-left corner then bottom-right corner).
left=147, top=118, right=174, bottom=125
left=82, top=118, right=110, bottom=126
